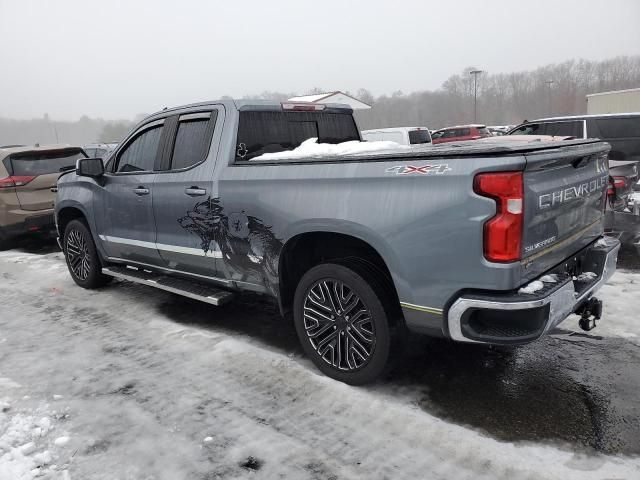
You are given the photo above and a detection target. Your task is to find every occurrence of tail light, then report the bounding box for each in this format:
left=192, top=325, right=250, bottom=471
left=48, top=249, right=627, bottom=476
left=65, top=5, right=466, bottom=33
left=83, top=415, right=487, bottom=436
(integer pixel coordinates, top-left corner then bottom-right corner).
left=607, top=176, right=627, bottom=196
left=474, top=171, right=524, bottom=262
left=0, top=176, right=36, bottom=188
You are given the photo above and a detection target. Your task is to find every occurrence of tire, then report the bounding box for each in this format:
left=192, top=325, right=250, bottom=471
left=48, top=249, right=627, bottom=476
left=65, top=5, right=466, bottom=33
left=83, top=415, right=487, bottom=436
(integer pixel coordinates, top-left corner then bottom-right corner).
left=293, top=261, right=401, bottom=385
left=63, top=219, right=111, bottom=289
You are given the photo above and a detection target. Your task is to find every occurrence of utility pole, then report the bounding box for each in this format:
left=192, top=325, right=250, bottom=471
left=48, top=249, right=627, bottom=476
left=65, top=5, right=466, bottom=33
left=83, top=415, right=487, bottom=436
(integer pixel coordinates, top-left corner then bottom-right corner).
left=469, top=70, right=483, bottom=123
left=545, top=80, right=554, bottom=116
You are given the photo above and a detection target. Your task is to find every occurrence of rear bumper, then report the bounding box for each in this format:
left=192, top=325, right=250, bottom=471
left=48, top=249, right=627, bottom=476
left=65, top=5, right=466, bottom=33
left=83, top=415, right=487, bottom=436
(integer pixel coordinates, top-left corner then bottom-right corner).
left=447, top=236, right=620, bottom=344
left=0, top=213, right=56, bottom=240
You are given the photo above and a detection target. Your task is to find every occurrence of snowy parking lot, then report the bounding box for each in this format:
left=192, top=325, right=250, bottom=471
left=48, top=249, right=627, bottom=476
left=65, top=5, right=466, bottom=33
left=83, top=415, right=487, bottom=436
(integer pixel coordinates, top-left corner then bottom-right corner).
left=1, top=242, right=640, bottom=480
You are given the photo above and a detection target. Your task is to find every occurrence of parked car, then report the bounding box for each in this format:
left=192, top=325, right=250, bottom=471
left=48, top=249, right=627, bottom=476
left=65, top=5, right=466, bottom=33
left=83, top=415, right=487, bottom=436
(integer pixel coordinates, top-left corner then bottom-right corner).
left=361, top=127, right=432, bottom=145
left=55, top=99, right=619, bottom=384
left=508, top=113, right=640, bottom=243
left=431, top=124, right=492, bottom=144
left=0, top=144, right=87, bottom=247
left=83, top=143, right=116, bottom=159
left=486, top=125, right=514, bottom=136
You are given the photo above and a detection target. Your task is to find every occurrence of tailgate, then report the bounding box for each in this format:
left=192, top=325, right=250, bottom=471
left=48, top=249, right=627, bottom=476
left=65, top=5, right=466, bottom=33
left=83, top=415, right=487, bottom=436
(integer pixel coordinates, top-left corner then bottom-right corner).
left=521, top=142, right=610, bottom=277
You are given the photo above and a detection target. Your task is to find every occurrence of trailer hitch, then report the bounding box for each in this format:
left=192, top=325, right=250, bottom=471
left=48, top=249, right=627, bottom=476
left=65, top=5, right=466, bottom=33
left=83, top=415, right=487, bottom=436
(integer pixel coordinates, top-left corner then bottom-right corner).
left=577, top=297, right=603, bottom=331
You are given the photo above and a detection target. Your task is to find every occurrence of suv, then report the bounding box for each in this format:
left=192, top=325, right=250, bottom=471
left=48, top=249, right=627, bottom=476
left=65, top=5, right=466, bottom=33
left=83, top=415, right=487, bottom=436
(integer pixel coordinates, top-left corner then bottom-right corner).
left=509, top=114, right=640, bottom=241
left=0, top=145, right=87, bottom=247
left=55, top=100, right=619, bottom=384
left=431, top=125, right=491, bottom=144
left=509, top=114, right=640, bottom=199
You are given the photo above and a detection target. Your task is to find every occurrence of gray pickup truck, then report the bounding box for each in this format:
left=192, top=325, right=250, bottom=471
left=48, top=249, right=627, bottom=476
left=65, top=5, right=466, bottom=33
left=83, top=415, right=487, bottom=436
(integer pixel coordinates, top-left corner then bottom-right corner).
left=55, top=99, right=620, bottom=384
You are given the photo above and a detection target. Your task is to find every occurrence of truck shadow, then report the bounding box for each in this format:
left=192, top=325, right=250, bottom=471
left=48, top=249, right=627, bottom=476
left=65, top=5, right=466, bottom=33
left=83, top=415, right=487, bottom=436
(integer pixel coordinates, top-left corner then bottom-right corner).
left=156, top=292, right=640, bottom=457
left=388, top=334, right=640, bottom=456
left=0, top=235, right=60, bottom=254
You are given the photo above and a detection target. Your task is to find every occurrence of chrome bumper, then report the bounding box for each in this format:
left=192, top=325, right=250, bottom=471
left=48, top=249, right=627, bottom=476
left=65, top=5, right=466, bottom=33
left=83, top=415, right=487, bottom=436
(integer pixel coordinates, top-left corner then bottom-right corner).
left=448, top=237, right=620, bottom=344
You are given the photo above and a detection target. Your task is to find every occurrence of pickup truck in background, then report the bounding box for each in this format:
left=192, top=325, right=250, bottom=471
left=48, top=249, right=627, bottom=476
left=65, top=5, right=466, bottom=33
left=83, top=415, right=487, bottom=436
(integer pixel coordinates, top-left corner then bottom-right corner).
left=55, top=100, right=620, bottom=384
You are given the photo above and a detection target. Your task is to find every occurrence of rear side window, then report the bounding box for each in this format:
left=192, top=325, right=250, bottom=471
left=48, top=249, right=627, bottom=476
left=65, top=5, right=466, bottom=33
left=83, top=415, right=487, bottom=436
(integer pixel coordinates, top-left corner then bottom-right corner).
left=543, top=121, right=583, bottom=137
left=115, top=125, right=163, bottom=173
left=236, top=111, right=360, bottom=161
left=9, top=150, right=86, bottom=176
left=170, top=112, right=217, bottom=170
left=596, top=118, right=640, bottom=138
left=408, top=129, right=431, bottom=144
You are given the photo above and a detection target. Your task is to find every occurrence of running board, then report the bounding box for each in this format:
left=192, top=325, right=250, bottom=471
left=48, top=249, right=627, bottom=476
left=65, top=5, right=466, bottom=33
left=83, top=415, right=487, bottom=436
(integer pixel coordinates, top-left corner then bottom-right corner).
left=102, top=265, right=234, bottom=306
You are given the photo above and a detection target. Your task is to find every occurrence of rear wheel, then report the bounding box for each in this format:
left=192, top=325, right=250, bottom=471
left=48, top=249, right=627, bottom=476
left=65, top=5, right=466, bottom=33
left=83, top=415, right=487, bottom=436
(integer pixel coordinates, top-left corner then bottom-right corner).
left=293, top=261, right=401, bottom=385
left=63, top=219, right=111, bottom=289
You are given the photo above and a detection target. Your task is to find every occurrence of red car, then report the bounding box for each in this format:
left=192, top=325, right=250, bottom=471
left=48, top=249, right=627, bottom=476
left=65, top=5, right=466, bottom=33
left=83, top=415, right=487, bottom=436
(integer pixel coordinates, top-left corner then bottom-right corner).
left=431, top=124, right=492, bottom=144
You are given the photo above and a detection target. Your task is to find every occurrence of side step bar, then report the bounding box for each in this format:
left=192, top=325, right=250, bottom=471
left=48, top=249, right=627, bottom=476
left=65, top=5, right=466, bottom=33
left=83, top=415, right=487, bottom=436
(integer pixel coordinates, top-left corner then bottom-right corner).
left=102, top=265, right=234, bottom=306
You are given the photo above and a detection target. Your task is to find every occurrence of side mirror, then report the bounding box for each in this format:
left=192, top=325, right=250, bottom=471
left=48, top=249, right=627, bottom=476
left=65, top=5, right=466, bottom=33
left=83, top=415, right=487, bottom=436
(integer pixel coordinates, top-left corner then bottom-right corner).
left=76, top=157, right=105, bottom=178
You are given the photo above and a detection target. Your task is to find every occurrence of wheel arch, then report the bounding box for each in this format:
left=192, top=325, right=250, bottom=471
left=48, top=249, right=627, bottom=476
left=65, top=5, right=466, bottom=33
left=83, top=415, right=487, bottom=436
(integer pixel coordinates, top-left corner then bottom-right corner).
left=277, top=223, right=404, bottom=318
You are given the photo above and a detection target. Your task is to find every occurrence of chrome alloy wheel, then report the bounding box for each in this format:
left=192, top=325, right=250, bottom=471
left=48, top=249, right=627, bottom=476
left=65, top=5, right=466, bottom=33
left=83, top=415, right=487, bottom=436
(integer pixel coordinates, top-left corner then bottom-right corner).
left=302, top=280, right=376, bottom=371
left=66, top=229, right=91, bottom=281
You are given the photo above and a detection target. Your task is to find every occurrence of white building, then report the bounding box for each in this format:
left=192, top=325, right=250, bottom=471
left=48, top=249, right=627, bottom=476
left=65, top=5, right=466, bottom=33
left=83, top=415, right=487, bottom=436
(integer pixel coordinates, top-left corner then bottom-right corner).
left=586, top=88, right=640, bottom=114
left=288, top=91, right=371, bottom=110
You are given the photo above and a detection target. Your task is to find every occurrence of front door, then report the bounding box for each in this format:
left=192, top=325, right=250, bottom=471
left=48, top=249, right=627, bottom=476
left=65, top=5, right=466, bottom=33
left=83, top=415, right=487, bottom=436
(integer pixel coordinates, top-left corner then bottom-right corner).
left=99, top=119, right=165, bottom=266
left=152, top=109, right=225, bottom=279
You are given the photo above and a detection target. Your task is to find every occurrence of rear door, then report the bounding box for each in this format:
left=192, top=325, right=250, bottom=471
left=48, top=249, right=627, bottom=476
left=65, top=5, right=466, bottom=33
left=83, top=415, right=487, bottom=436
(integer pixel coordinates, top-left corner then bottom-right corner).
left=152, top=108, right=224, bottom=278
left=521, top=141, right=610, bottom=276
left=10, top=148, right=85, bottom=211
left=99, top=119, right=165, bottom=265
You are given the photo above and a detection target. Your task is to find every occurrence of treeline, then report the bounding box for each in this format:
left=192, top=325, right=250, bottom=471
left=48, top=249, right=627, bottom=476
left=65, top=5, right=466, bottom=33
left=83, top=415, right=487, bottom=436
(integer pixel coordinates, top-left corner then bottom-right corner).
left=2, top=56, right=639, bottom=146
left=244, top=56, right=640, bottom=130
left=0, top=115, right=137, bottom=147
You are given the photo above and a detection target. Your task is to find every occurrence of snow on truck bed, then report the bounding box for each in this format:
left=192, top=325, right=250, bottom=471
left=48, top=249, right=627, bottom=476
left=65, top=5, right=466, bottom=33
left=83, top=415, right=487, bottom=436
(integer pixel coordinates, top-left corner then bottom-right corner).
left=248, top=137, right=607, bottom=162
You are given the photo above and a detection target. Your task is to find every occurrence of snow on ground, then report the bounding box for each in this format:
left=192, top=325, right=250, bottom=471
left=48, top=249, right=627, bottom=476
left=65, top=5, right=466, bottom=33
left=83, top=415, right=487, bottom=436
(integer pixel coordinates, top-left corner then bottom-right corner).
left=1, top=251, right=640, bottom=479
left=251, top=137, right=410, bottom=161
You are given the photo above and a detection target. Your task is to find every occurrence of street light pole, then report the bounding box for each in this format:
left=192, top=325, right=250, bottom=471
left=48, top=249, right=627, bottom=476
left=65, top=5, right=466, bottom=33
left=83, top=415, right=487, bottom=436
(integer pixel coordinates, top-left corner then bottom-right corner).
left=469, top=70, right=483, bottom=123
left=545, top=80, right=554, bottom=116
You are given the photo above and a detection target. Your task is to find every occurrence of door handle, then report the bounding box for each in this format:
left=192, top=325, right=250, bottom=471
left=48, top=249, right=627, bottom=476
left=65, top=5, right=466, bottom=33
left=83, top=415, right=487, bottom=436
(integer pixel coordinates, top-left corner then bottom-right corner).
left=133, top=186, right=150, bottom=196
left=185, top=187, right=207, bottom=196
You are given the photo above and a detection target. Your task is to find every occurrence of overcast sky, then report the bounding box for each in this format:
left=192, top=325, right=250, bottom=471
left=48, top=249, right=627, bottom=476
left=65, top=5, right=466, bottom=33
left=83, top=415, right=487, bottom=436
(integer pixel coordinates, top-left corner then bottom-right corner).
left=1, top=0, right=639, bottom=120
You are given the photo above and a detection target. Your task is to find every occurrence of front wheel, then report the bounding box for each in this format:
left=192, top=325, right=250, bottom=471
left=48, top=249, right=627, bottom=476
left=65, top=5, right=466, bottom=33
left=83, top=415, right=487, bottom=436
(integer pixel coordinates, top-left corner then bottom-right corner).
left=293, top=261, right=400, bottom=385
left=63, top=219, right=111, bottom=289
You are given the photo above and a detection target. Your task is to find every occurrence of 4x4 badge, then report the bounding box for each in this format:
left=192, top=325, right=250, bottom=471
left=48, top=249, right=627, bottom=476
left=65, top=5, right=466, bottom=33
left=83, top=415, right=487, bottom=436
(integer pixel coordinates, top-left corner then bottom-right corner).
left=386, top=164, right=451, bottom=175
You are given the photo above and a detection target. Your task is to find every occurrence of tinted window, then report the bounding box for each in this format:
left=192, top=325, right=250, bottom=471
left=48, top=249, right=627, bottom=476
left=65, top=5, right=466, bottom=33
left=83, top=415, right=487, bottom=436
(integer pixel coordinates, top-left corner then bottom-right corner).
left=596, top=118, right=640, bottom=138
left=543, top=121, right=583, bottom=137
left=431, top=131, right=444, bottom=139
left=171, top=114, right=216, bottom=170
left=458, top=128, right=471, bottom=137
left=236, top=111, right=359, bottom=161
left=116, top=125, right=162, bottom=173
left=9, top=150, right=86, bottom=176
left=408, top=130, right=431, bottom=144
